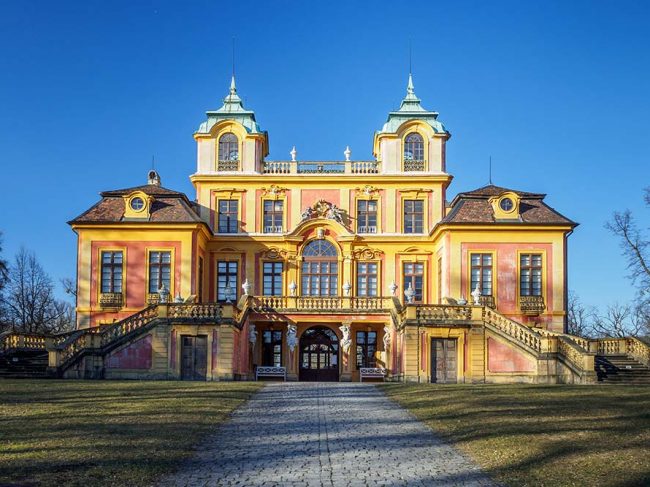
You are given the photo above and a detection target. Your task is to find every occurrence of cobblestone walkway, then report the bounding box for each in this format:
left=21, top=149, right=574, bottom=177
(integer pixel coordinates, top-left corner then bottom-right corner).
left=159, top=383, right=494, bottom=486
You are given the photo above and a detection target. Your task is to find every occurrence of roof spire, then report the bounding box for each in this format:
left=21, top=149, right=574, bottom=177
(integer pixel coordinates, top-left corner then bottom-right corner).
left=230, top=75, right=237, bottom=96
left=407, top=73, right=415, bottom=97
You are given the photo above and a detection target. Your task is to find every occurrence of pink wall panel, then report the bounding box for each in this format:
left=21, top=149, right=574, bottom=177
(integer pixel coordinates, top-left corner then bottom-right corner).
left=106, top=335, right=152, bottom=369
left=487, top=337, right=535, bottom=372
left=301, top=189, right=340, bottom=209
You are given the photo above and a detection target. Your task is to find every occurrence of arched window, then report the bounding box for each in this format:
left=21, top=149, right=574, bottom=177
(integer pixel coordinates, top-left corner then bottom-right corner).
left=218, top=133, right=239, bottom=162
left=301, top=240, right=338, bottom=296
left=403, top=133, right=424, bottom=162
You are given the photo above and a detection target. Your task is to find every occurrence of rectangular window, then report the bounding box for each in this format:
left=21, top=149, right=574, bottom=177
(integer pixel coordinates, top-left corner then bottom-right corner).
left=470, top=253, right=493, bottom=296
left=301, top=261, right=338, bottom=296
left=217, top=261, right=238, bottom=302
left=101, top=251, right=123, bottom=293
left=356, top=331, right=377, bottom=368
left=217, top=200, right=239, bottom=233
left=520, top=254, right=543, bottom=296
left=148, top=251, right=172, bottom=294
left=357, top=200, right=378, bottom=233
left=263, top=262, right=283, bottom=296
left=356, top=262, right=378, bottom=297
left=263, top=200, right=284, bottom=233
left=403, top=262, right=424, bottom=302
left=262, top=330, right=283, bottom=367
left=403, top=200, right=424, bottom=233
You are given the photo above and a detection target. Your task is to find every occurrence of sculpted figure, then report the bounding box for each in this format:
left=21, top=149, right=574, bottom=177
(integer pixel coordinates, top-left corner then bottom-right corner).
left=287, top=324, right=298, bottom=352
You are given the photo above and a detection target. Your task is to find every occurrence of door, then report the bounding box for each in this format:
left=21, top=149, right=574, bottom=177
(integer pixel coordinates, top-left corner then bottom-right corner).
left=430, top=338, right=457, bottom=383
left=181, top=335, right=208, bottom=380
left=299, top=327, right=339, bottom=382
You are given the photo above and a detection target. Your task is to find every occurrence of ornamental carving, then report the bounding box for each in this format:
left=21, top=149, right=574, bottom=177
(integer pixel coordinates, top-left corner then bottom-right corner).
left=287, top=324, right=298, bottom=353
left=260, top=247, right=288, bottom=260
left=352, top=247, right=384, bottom=260
left=339, top=324, right=352, bottom=353
left=261, top=184, right=287, bottom=197
left=300, top=199, right=343, bottom=224
left=354, top=185, right=380, bottom=197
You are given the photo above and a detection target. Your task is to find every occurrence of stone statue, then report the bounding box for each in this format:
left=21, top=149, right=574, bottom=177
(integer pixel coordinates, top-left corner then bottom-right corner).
left=249, top=324, right=257, bottom=346
left=326, top=204, right=343, bottom=223
left=339, top=324, right=351, bottom=352
left=287, top=324, right=298, bottom=353
left=471, top=283, right=481, bottom=305
left=383, top=326, right=391, bottom=351
left=301, top=207, right=314, bottom=221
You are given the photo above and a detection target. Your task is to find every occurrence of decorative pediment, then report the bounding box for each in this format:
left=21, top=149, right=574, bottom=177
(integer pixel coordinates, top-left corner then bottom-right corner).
left=352, top=247, right=384, bottom=260
left=260, top=247, right=288, bottom=260
left=261, top=185, right=288, bottom=197
left=300, top=199, right=343, bottom=224
left=354, top=185, right=380, bottom=197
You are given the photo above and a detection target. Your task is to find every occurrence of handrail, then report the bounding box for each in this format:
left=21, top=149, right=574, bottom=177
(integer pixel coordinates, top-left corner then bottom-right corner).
left=557, top=335, right=595, bottom=377
left=251, top=296, right=394, bottom=312
left=483, top=308, right=544, bottom=353
left=626, top=337, right=650, bottom=367
left=412, top=305, right=473, bottom=322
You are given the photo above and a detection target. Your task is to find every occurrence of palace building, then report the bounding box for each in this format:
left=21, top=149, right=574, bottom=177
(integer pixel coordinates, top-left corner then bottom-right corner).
left=50, top=74, right=600, bottom=384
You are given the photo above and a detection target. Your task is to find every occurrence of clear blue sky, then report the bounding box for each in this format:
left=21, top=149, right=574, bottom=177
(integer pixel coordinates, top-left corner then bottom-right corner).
left=0, top=1, right=648, bottom=308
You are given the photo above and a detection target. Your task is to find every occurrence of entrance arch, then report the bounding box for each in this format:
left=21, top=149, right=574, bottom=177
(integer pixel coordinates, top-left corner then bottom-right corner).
left=299, top=326, right=340, bottom=382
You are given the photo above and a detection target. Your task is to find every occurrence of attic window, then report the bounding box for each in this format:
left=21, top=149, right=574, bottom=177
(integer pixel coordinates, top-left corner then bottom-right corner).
left=499, top=198, right=514, bottom=212
left=130, top=197, right=145, bottom=211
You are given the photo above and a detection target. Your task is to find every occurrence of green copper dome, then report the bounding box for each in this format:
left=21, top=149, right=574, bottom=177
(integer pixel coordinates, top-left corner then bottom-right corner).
left=377, top=74, right=447, bottom=134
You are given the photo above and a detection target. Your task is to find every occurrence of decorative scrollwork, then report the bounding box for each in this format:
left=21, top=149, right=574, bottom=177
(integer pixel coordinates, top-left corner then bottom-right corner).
left=352, top=247, right=384, bottom=260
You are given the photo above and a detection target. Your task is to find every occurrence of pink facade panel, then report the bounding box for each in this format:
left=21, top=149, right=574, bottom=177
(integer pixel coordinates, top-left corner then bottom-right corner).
left=106, top=335, right=152, bottom=369
left=487, top=337, right=535, bottom=372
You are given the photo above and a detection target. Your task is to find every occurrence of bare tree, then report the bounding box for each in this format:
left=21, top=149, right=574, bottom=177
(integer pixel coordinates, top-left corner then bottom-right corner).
left=60, top=277, right=77, bottom=298
left=0, top=232, right=8, bottom=291
left=567, top=291, right=593, bottom=337
left=591, top=303, right=644, bottom=338
left=605, top=187, right=650, bottom=294
left=4, top=247, right=74, bottom=334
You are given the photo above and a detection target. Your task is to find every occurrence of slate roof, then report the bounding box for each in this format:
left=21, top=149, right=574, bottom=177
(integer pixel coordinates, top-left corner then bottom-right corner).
left=69, top=184, right=203, bottom=225
left=442, top=184, right=577, bottom=226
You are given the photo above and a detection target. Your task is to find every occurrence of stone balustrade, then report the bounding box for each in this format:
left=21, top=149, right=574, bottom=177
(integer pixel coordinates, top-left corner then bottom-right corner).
left=262, top=160, right=381, bottom=175
left=483, top=308, right=545, bottom=353
left=251, top=296, right=393, bottom=313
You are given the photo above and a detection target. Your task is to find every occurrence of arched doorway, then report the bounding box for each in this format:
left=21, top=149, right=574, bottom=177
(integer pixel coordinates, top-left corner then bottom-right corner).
left=301, top=240, right=338, bottom=296
left=299, top=326, right=339, bottom=382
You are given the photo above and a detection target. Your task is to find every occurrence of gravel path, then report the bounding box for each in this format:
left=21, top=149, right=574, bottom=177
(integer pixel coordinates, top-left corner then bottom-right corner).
left=159, top=382, right=494, bottom=486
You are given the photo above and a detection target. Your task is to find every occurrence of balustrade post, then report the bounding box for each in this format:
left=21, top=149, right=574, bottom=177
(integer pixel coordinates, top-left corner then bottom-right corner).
left=157, top=303, right=168, bottom=318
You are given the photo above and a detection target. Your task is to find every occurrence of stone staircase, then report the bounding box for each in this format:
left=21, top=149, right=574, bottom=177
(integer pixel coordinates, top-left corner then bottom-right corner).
left=0, top=351, right=49, bottom=378
left=595, top=355, right=650, bottom=385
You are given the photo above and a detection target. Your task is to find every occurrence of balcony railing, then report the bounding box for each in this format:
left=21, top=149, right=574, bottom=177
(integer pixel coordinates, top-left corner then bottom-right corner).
left=217, top=159, right=240, bottom=172
left=263, top=225, right=283, bottom=234
left=99, top=293, right=123, bottom=309
left=262, top=161, right=381, bottom=175
left=479, top=295, right=496, bottom=309
left=251, top=296, right=393, bottom=312
left=519, top=295, right=546, bottom=315
left=357, top=226, right=377, bottom=234
left=146, top=293, right=161, bottom=305
left=403, top=160, right=425, bottom=172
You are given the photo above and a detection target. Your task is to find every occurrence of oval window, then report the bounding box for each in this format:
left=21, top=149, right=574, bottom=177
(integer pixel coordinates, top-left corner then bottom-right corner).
left=130, top=197, right=145, bottom=211
left=499, top=198, right=514, bottom=212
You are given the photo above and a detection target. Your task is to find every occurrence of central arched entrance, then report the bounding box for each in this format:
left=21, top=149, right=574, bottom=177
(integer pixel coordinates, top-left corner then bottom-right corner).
left=299, top=326, right=339, bottom=382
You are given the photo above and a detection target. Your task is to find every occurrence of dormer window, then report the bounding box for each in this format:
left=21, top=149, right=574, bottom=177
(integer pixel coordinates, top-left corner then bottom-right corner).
left=130, top=197, right=145, bottom=211
left=218, top=133, right=239, bottom=171
left=403, top=133, right=425, bottom=171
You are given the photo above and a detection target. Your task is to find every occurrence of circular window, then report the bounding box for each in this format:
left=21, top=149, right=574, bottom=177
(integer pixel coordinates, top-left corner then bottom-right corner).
left=130, top=197, right=145, bottom=211
left=499, top=197, right=514, bottom=212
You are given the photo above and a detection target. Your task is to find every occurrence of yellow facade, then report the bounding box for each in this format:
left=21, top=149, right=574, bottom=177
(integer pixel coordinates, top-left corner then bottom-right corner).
left=63, top=75, right=587, bottom=384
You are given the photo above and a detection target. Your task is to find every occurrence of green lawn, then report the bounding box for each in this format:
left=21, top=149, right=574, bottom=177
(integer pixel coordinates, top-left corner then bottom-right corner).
left=381, top=383, right=650, bottom=487
left=0, top=380, right=262, bottom=486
